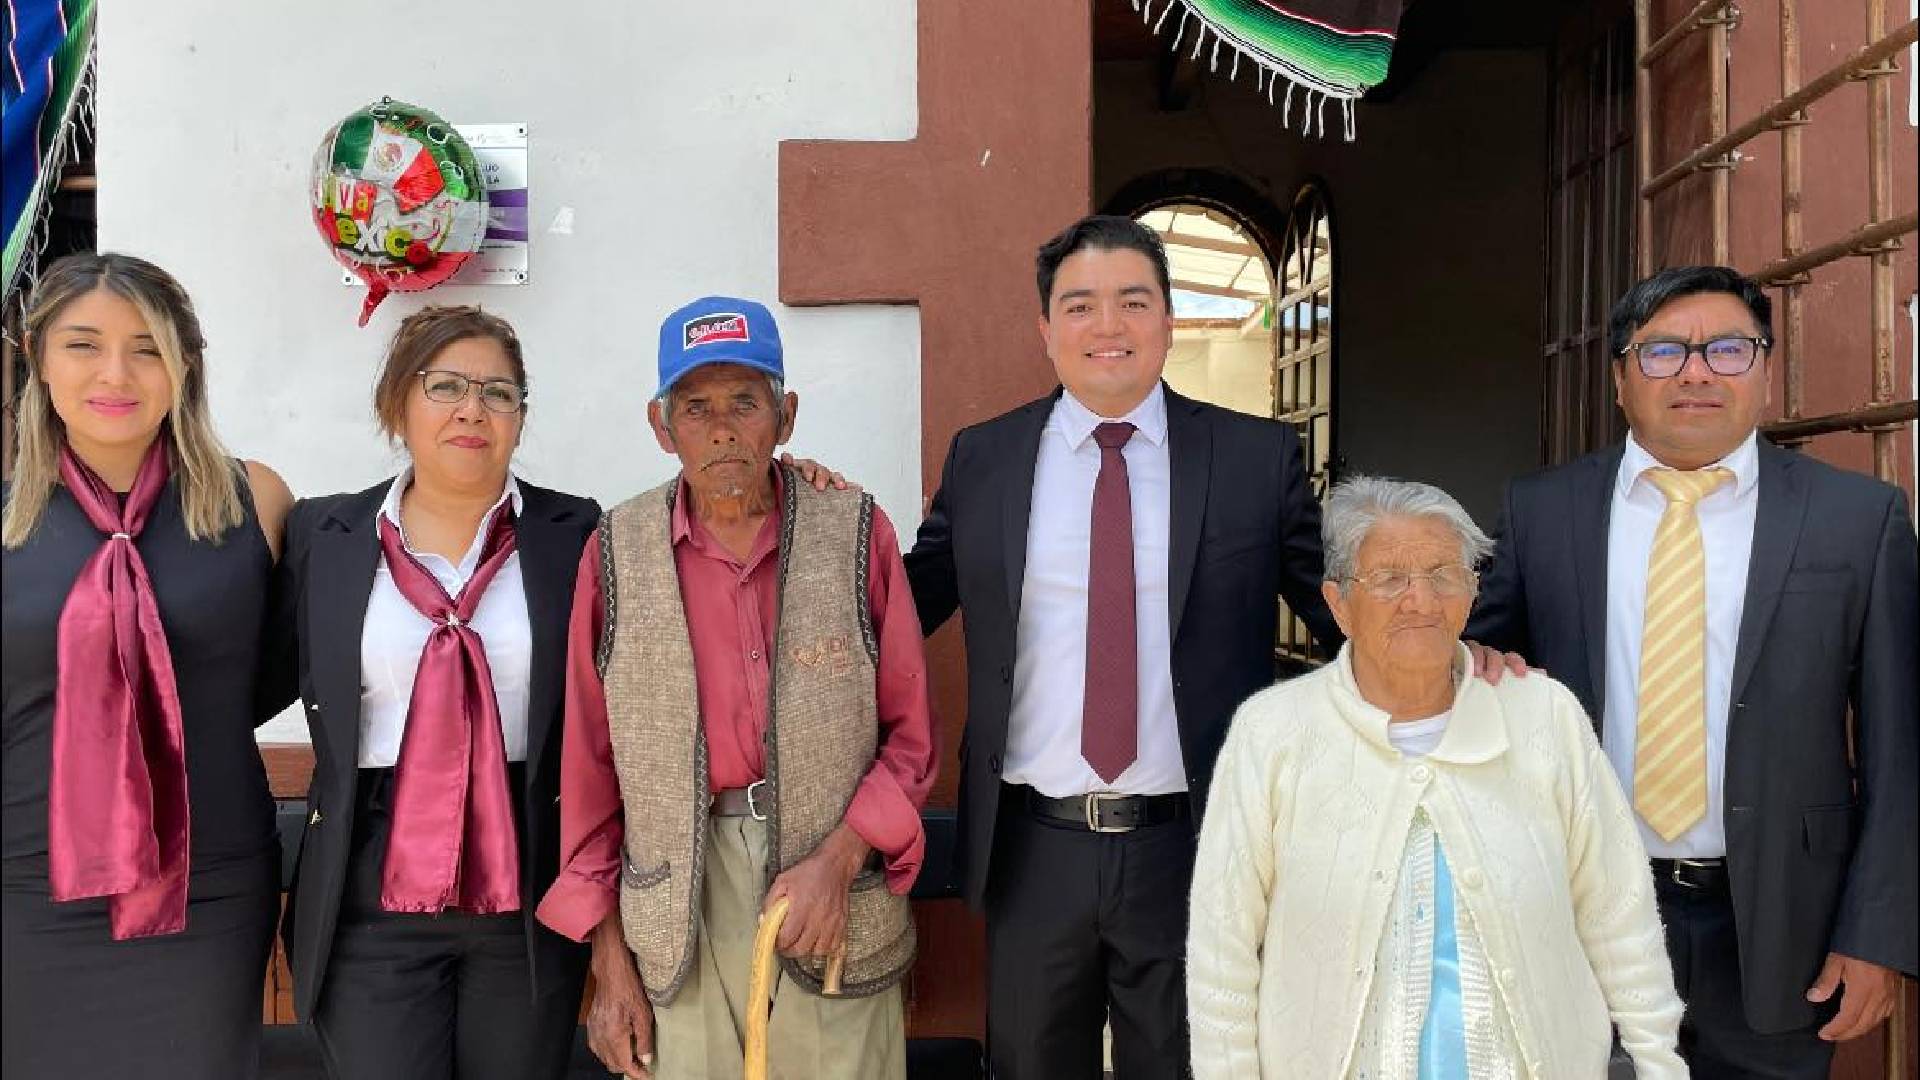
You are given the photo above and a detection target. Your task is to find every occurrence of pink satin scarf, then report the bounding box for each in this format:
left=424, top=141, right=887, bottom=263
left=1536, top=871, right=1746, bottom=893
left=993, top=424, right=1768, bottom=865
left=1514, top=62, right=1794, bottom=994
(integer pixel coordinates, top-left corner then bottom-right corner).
left=47, top=441, right=192, bottom=939
left=375, top=503, right=522, bottom=914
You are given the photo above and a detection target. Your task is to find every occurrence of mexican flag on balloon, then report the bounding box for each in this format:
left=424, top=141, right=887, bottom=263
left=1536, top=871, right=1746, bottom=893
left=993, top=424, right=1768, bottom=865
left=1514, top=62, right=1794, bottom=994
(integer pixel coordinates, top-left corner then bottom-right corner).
left=311, top=98, right=488, bottom=326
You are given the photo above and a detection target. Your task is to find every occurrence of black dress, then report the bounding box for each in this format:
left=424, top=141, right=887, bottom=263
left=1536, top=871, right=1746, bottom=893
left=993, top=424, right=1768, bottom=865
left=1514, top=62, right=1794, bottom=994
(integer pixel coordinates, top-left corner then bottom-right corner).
left=1, top=474, right=283, bottom=1079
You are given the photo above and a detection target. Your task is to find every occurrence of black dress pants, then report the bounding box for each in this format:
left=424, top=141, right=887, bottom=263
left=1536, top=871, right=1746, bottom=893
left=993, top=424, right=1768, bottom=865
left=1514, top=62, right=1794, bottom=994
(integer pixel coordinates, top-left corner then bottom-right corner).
left=311, top=768, right=584, bottom=1080
left=1657, top=873, right=1837, bottom=1080
left=984, top=784, right=1194, bottom=1080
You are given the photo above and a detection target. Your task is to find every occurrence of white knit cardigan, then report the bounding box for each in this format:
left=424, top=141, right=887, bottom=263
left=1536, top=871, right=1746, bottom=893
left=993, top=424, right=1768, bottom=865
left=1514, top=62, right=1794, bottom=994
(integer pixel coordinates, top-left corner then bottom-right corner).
left=1187, top=644, right=1687, bottom=1079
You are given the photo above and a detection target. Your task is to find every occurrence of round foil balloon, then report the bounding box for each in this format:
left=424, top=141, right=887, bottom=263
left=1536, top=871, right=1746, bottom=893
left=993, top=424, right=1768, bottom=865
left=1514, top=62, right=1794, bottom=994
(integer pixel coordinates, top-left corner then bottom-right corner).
left=310, top=98, right=488, bottom=326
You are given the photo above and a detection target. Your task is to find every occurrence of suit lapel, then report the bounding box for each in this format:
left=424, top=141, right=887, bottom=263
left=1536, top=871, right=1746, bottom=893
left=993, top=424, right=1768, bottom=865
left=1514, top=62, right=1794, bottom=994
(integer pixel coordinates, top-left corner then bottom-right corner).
left=309, top=483, right=387, bottom=767
left=514, top=483, right=587, bottom=792
left=1165, top=387, right=1210, bottom=643
left=1001, top=393, right=1057, bottom=619
left=1571, top=445, right=1623, bottom=718
left=1730, top=442, right=1808, bottom=704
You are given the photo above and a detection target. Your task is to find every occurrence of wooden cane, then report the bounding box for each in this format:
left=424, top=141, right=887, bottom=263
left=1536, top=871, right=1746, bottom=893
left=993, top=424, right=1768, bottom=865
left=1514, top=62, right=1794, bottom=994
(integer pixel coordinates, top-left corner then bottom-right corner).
left=744, top=898, right=851, bottom=1080
left=745, top=896, right=789, bottom=1080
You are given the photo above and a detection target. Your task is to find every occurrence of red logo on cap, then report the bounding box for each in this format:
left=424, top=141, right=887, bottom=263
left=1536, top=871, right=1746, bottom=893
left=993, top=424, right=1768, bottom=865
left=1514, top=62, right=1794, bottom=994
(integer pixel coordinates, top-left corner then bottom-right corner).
left=684, top=314, right=750, bottom=349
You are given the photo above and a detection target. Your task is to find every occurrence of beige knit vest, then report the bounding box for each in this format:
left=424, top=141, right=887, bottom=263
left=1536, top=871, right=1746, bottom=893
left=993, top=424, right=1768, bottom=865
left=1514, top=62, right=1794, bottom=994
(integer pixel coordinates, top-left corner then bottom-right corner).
left=597, top=468, right=916, bottom=1005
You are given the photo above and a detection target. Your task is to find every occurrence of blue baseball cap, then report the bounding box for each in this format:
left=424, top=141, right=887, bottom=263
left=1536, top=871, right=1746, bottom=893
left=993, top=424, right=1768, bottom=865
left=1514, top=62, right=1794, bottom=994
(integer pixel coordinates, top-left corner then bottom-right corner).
left=657, top=296, right=785, bottom=398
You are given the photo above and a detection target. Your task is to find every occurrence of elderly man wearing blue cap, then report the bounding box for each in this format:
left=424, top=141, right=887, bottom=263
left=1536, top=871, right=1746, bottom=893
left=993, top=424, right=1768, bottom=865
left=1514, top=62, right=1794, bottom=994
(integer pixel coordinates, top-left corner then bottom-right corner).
left=536, top=297, right=937, bottom=1079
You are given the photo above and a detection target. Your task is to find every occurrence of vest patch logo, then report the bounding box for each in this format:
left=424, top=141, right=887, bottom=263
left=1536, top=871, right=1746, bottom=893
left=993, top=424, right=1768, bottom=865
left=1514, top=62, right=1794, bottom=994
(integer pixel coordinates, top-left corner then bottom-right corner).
left=791, top=636, right=855, bottom=677
left=684, top=314, right=750, bottom=349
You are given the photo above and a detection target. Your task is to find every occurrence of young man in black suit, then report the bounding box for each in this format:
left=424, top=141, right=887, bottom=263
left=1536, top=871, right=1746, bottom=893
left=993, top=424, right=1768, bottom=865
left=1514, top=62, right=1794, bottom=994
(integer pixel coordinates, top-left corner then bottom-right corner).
left=1467, top=266, right=1918, bottom=1077
left=902, top=215, right=1340, bottom=1078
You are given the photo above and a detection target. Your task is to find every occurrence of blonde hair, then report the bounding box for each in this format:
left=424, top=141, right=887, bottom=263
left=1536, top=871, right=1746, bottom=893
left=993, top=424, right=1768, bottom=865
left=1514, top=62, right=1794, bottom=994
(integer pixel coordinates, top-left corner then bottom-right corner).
left=3, top=253, right=243, bottom=548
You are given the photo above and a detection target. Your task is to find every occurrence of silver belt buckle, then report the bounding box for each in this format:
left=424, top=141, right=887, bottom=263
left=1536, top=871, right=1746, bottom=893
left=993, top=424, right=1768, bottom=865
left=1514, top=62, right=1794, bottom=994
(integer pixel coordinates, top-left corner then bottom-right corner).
left=1083, top=792, right=1135, bottom=834
left=1671, top=857, right=1713, bottom=889
left=745, top=779, right=769, bottom=822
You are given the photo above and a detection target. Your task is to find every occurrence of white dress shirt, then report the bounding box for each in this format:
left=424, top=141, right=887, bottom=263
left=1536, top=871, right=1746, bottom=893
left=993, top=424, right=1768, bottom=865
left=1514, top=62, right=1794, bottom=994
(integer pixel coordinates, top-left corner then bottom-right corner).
left=1604, top=432, right=1759, bottom=858
left=1005, top=385, right=1185, bottom=797
left=358, top=469, right=532, bottom=768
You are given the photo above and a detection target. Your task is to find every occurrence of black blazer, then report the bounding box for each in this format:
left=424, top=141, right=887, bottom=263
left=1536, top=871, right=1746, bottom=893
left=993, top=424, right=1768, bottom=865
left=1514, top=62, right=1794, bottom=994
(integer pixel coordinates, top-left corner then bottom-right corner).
left=273, top=478, right=598, bottom=1020
left=1466, top=439, right=1918, bottom=1032
left=906, top=385, right=1340, bottom=909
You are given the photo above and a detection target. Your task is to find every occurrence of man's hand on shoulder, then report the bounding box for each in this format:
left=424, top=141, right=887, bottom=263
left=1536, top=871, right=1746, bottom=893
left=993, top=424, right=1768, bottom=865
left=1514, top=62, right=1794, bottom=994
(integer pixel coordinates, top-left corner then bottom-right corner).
left=779, top=453, right=850, bottom=492
left=1464, top=639, right=1531, bottom=685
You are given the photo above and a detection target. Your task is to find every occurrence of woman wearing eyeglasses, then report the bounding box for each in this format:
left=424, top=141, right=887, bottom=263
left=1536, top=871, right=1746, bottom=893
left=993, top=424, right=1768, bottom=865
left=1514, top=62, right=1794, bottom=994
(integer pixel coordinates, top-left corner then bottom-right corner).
left=275, top=306, right=597, bottom=1079
left=1186, top=476, right=1686, bottom=1079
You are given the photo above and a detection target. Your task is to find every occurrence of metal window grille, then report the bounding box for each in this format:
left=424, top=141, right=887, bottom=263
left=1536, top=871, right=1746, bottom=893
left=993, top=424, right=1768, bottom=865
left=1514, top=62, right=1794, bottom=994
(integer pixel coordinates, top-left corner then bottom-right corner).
left=1636, top=0, right=1917, bottom=481
left=1272, top=182, right=1335, bottom=667
left=1544, top=14, right=1638, bottom=464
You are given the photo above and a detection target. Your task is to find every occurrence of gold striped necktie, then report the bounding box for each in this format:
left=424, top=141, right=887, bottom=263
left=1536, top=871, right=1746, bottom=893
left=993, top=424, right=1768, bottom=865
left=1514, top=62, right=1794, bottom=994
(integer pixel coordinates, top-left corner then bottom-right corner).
left=1633, top=466, right=1732, bottom=841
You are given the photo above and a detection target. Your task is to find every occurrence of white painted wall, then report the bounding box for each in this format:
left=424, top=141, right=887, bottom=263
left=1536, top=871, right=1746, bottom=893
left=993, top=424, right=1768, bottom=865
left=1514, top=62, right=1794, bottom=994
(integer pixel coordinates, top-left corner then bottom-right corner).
left=98, top=2, right=922, bottom=743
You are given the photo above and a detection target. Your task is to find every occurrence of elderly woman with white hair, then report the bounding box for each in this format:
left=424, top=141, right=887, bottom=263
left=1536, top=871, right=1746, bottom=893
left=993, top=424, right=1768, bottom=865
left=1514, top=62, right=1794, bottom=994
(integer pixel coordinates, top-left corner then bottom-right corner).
left=1186, top=477, right=1686, bottom=1079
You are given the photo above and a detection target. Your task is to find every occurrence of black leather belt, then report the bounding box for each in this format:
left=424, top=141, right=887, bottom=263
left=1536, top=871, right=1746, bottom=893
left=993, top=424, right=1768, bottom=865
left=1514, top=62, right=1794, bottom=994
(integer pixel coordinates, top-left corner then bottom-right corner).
left=710, top=781, right=769, bottom=820
left=1024, top=788, right=1188, bottom=833
left=1651, top=856, right=1728, bottom=892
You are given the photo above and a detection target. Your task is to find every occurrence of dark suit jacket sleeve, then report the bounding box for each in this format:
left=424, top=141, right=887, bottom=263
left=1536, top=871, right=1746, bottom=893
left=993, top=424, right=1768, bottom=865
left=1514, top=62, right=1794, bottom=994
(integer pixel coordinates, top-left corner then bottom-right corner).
left=904, top=430, right=962, bottom=637
left=1828, top=490, right=1919, bottom=976
left=1465, top=480, right=1531, bottom=655
left=1273, top=426, right=1341, bottom=649
left=253, top=497, right=314, bottom=724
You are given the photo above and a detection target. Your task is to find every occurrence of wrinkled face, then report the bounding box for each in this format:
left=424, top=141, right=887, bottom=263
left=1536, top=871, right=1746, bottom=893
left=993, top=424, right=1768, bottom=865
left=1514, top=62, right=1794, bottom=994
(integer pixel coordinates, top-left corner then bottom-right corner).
left=1322, top=515, right=1475, bottom=677
left=1614, top=291, right=1771, bottom=470
left=647, top=363, right=797, bottom=499
left=38, top=288, right=174, bottom=459
left=400, top=335, right=524, bottom=490
left=1037, top=246, right=1173, bottom=415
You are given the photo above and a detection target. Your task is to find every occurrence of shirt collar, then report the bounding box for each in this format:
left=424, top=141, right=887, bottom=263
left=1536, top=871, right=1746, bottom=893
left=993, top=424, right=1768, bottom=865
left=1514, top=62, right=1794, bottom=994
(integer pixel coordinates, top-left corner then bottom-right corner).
left=377, top=467, right=523, bottom=575
left=377, top=466, right=524, bottom=530
left=670, top=462, right=784, bottom=547
left=1052, top=382, right=1169, bottom=450
left=1617, top=431, right=1759, bottom=501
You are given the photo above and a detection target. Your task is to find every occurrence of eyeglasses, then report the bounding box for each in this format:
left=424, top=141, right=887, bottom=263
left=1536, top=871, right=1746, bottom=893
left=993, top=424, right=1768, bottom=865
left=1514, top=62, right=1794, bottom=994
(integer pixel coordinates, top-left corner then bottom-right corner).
left=1345, top=565, right=1478, bottom=600
left=1618, top=336, right=1769, bottom=379
left=416, top=370, right=527, bottom=413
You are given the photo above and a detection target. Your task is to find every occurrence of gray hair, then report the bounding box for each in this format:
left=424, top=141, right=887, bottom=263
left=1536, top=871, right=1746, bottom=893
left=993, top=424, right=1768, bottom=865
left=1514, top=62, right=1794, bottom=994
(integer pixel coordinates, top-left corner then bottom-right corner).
left=1321, top=475, right=1493, bottom=585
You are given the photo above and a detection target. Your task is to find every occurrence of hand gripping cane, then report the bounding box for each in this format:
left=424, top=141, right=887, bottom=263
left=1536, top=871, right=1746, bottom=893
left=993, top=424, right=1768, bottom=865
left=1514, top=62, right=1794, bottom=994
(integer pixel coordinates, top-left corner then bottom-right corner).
left=744, top=896, right=847, bottom=1080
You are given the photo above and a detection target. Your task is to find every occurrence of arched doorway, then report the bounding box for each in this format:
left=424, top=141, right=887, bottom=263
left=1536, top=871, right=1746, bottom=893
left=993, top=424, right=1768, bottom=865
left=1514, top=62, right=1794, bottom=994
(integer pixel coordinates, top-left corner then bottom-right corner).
left=1132, top=202, right=1278, bottom=419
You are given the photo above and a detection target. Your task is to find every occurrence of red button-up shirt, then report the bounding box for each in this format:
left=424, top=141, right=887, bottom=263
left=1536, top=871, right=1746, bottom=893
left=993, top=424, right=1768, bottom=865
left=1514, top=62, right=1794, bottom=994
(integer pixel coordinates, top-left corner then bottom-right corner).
left=536, top=473, right=937, bottom=942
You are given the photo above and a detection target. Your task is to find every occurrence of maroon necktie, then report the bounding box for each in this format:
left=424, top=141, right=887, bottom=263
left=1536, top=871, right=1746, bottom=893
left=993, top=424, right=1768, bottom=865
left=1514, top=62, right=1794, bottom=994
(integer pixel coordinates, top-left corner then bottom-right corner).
left=376, top=505, right=522, bottom=914
left=1083, top=421, right=1138, bottom=783
left=47, top=441, right=191, bottom=939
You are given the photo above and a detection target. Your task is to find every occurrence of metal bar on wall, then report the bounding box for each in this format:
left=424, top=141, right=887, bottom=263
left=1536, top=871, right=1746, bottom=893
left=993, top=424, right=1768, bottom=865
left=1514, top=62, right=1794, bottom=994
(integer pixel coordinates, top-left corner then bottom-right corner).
left=1707, top=3, right=1731, bottom=263
left=1778, top=0, right=1807, bottom=425
left=1750, top=212, right=1919, bottom=284
left=1642, top=0, right=1728, bottom=66
left=1643, top=19, right=1920, bottom=197
left=1863, top=0, right=1899, bottom=484
left=1763, top=399, right=1919, bottom=441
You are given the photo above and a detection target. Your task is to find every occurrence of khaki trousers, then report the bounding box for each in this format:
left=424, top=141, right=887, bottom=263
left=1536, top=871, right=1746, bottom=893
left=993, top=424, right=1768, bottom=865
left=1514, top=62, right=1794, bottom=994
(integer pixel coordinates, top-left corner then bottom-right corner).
left=651, top=815, right=906, bottom=1080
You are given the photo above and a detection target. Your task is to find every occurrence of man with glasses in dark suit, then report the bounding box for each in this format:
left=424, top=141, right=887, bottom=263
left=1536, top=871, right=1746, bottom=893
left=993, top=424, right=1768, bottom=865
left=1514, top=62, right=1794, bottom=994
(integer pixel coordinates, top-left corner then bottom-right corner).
left=1467, top=265, right=1918, bottom=1077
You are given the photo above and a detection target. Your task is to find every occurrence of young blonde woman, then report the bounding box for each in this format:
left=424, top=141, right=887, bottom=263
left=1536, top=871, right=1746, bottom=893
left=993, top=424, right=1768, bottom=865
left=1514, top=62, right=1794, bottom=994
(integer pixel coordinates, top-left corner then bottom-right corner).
left=277, top=306, right=596, bottom=1079
left=1, top=252, right=295, bottom=1077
